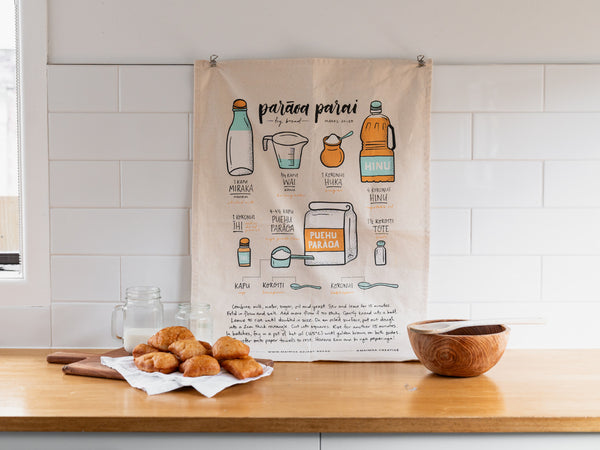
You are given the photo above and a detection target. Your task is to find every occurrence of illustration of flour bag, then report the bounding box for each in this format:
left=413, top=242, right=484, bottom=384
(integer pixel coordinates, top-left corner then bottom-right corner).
left=304, top=202, right=358, bottom=266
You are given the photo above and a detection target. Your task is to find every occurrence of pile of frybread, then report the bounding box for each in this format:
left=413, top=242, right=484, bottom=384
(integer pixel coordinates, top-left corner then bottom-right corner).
left=132, top=326, right=263, bottom=380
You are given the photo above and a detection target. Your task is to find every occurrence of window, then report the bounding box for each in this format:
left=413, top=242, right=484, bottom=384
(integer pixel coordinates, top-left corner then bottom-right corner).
left=0, top=0, right=49, bottom=307
left=0, top=1, right=19, bottom=276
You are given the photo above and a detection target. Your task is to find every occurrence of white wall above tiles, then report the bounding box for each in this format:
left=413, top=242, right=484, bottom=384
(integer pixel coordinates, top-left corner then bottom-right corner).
left=46, top=0, right=600, bottom=64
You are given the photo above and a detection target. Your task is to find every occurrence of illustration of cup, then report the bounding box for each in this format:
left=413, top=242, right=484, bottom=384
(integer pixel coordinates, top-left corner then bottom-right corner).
left=270, top=246, right=314, bottom=268
left=263, top=132, right=309, bottom=169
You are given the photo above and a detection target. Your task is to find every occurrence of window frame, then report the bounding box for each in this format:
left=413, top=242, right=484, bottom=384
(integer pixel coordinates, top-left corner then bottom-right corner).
left=0, top=0, right=50, bottom=306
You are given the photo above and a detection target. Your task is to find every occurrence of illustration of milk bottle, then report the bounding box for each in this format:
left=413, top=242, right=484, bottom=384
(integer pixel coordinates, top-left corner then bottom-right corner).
left=226, top=99, right=254, bottom=176
left=359, top=100, right=396, bottom=182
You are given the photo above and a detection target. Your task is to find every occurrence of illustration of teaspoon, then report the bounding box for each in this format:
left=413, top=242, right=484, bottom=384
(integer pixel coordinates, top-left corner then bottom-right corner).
left=358, top=281, right=399, bottom=290
left=290, top=283, right=322, bottom=290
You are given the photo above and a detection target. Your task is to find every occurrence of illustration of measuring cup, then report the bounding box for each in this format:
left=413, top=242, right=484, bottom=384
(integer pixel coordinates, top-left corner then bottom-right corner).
left=270, top=246, right=314, bottom=268
left=263, top=132, right=309, bottom=169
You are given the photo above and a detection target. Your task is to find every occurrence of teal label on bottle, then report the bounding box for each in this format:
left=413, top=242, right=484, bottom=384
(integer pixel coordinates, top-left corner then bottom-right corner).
left=231, top=111, right=252, bottom=131
left=360, top=155, right=394, bottom=177
left=238, top=251, right=250, bottom=266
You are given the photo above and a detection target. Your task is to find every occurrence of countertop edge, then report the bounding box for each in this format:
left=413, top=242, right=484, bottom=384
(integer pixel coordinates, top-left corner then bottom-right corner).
left=2, top=417, right=600, bottom=433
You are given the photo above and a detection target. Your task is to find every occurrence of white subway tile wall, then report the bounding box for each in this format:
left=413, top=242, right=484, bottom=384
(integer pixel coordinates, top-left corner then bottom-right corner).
left=120, top=161, right=192, bottom=207
left=472, top=209, right=600, bottom=255
left=431, top=161, right=543, bottom=207
left=429, top=256, right=541, bottom=302
left=50, top=209, right=190, bottom=255
left=120, top=256, right=191, bottom=302
left=431, top=65, right=543, bottom=112
left=430, top=113, right=471, bottom=160
left=51, top=302, right=122, bottom=348
left=51, top=256, right=121, bottom=301
left=473, top=113, right=600, bottom=159
left=49, top=113, right=189, bottom=160
left=544, top=65, right=600, bottom=111
left=118, top=65, right=194, bottom=112
left=429, top=209, right=471, bottom=255
left=0, top=307, right=51, bottom=347
left=544, top=161, right=600, bottom=206
left=11, top=63, right=599, bottom=348
left=47, top=65, right=119, bottom=112
left=50, top=161, right=120, bottom=207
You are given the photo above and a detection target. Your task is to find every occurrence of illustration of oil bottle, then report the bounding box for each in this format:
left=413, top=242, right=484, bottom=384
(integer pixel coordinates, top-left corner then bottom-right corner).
left=359, top=100, right=396, bottom=182
left=226, top=99, right=254, bottom=176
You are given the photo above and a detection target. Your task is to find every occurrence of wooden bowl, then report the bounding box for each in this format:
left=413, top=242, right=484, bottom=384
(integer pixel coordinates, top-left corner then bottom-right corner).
left=407, top=319, right=510, bottom=377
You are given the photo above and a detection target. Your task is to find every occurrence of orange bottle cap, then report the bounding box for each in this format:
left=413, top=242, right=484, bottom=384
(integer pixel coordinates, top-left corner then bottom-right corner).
left=233, top=99, right=247, bottom=109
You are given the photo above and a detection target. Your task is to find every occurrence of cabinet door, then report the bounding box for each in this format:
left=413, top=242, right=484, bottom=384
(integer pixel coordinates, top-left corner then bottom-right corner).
left=0, top=433, right=320, bottom=450
left=322, top=434, right=600, bottom=450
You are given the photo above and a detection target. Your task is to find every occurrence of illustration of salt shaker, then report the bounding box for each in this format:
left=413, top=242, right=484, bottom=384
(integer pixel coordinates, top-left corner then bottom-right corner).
left=226, top=99, right=253, bottom=176
left=374, top=240, right=387, bottom=266
left=238, top=237, right=251, bottom=267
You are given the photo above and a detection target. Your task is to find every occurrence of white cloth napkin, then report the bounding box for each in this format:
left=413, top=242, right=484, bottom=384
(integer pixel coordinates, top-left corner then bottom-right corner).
left=101, top=356, right=273, bottom=397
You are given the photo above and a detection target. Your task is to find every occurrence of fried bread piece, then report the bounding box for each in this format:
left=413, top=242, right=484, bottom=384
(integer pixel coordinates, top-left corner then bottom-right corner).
left=179, top=355, right=221, bottom=377
left=168, top=338, right=209, bottom=361
left=212, top=336, right=250, bottom=361
left=134, top=351, right=179, bottom=374
left=221, top=356, right=263, bottom=380
left=148, top=326, right=195, bottom=351
left=198, top=340, right=212, bottom=355
left=132, top=343, right=160, bottom=358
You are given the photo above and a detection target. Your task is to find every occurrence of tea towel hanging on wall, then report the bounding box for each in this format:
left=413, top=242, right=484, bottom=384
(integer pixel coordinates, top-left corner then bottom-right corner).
left=192, top=58, right=431, bottom=361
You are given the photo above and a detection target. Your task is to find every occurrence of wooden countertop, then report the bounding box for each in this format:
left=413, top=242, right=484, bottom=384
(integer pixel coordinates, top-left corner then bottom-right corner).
left=1, top=349, right=599, bottom=433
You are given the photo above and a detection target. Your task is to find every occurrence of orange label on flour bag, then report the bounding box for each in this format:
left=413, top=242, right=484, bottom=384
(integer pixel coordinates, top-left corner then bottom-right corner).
left=304, top=228, right=345, bottom=252
left=303, top=201, right=357, bottom=266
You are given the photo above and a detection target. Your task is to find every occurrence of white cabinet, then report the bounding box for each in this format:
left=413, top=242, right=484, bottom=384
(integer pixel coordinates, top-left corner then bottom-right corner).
left=0, top=433, right=320, bottom=450
left=321, top=434, right=600, bottom=449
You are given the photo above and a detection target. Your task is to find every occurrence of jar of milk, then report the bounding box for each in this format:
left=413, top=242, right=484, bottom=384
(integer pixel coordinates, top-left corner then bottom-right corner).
left=111, top=286, right=164, bottom=353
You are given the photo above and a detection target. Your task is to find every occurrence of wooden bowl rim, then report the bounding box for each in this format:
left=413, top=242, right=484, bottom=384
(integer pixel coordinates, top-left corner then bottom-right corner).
left=408, top=319, right=510, bottom=337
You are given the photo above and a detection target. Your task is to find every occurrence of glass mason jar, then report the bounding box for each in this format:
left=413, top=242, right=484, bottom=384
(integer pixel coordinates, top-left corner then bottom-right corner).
left=111, top=286, right=164, bottom=353
left=175, top=303, right=213, bottom=343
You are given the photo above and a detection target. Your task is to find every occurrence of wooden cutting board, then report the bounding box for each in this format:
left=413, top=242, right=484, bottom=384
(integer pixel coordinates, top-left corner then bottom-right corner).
left=47, top=349, right=274, bottom=381
left=47, top=348, right=129, bottom=380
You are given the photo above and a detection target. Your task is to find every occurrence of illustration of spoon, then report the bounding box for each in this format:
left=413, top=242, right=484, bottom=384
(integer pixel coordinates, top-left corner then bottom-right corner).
left=290, top=283, right=322, bottom=290
left=358, top=281, right=399, bottom=290
left=339, top=131, right=353, bottom=140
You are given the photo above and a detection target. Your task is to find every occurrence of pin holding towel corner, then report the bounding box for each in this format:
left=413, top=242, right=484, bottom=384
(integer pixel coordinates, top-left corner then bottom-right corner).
left=417, top=55, right=426, bottom=67
left=209, top=54, right=219, bottom=67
